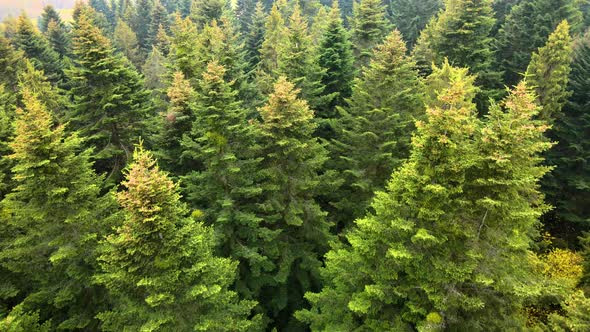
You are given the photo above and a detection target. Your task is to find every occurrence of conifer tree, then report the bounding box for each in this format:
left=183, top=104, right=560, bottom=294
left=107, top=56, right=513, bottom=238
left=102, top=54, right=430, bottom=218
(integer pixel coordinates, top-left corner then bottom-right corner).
left=350, top=0, right=390, bottom=68
left=309, top=5, right=329, bottom=45
left=142, top=46, right=168, bottom=92
left=0, top=86, right=117, bottom=330
left=13, top=14, right=64, bottom=84
left=38, top=5, right=62, bottom=33
left=543, top=28, right=590, bottom=239
left=277, top=6, right=325, bottom=110
left=67, top=8, right=152, bottom=183
left=0, top=36, right=23, bottom=94
left=190, top=0, right=226, bottom=28
left=256, top=2, right=288, bottom=93
left=317, top=0, right=355, bottom=139
left=45, top=19, right=71, bottom=59
left=245, top=1, right=266, bottom=72
left=18, top=60, right=68, bottom=120
left=131, top=0, right=153, bottom=53
left=237, top=0, right=257, bottom=35
left=496, top=0, right=582, bottom=87
left=389, top=0, right=442, bottom=48
left=255, top=77, right=332, bottom=329
left=154, top=24, right=171, bottom=56
left=413, top=0, right=501, bottom=105
left=330, top=30, right=424, bottom=229
left=0, top=85, right=14, bottom=199
left=113, top=18, right=143, bottom=68
left=147, top=0, right=169, bottom=49
left=298, top=67, right=551, bottom=331
left=95, top=145, right=259, bottom=331
left=169, top=15, right=200, bottom=80
left=525, top=20, right=573, bottom=123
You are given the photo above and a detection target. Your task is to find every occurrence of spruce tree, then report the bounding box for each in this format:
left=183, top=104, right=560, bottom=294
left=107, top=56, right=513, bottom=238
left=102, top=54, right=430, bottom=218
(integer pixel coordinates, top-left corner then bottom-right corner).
left=256, top=2, right=288, bottom=94
left=543, top=28, right=590, bottom=240
left=330, top=29, right=424, bottom=230
left=147, top=0, right=170, bottom=49
left=45, top=19, right=71, bottom=59
left=245, top=1, right=266, bottom=72
left=38, top=5, right=62, bottom=33
left=496, top=0, right=582, bottom=87
left=0, top=36, right=23, bottom=95
left=413, top=0, right=502, bottom=106
left=190, top=0, right=226, bottom=28
left=131, top=0, right=153, bottom=53
left=277, top=5, right=325, bottom=111
left=169, top=15, right=200, bottom=81
left=237, top=0, right=257, bottom=35
left=95, top=145, right=259, bottom=331
left=142, top=46, right=168, bottom=92
left=67, top=8, right=152, bottom=183
left=13, top=14, right=64, bottom=84
left=0, top=85, right=14, bottom=199
left=525, top=20, right=573, bottom=123
left=298, top=67, right=551, bottom=331
left=113, top=18, right=143, bottom=68
left=316, top=0, right=354, bottom=139
left=350, top=0, right=390, bottom=68
left=0, top=86, right=117, bottom=330
left=154, top=24, right=171, bottom=56
left=252, top=77, right=333, bottom=329
left=389, top=0, right=442, bottom=48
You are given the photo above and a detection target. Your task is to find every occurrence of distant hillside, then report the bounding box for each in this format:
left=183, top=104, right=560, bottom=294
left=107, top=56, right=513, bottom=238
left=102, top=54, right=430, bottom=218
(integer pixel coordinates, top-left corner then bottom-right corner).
left=0, top=0, right=78, bottom=20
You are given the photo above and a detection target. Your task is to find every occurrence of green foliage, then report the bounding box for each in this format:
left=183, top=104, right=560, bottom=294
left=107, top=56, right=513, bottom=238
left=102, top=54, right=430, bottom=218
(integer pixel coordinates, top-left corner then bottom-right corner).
left=389, top=0, right=442, bottom=48
left=298, top=67, right=551, bottom=331
left=256, top=2, right=288, bottom=94
left=13, top=14, right=64, bottom=84
left=0, top=85, right=117, bottom=330
left=413, top=0, right=502, bottom=106
left=317, top=0, right=355, bottom=139
left=548, top=291, right=590, bottom=331
left=0, top=305, right=51, bottom=332
left=245, top=1, right=266, bottom=72
left=38, top=5, right=62, bottom=33
left=45, top=19, right=71, bottom=59
left=96, top=145, right=259, bottom=331
left=0, top=85, right=15, bottom=200
left=330, top=30, right=424, bottom=230
left=525, top=20, right=573, bottom=123
left=113, top=18, right=142, bottom=68
left=255, top=77, right=333, bottom=329
left=0, top=37, right=24, bottom=93
left=350, top=0, right=391, bottom=68
left=190, top=0, right=226, bottom=28
left=545, top=29, right=590, bottom=240
left=496, top=0, right=583, bottom=87
left=147, top=0, right=170, bottom=50
left=67, top=8, right=152, bottom=183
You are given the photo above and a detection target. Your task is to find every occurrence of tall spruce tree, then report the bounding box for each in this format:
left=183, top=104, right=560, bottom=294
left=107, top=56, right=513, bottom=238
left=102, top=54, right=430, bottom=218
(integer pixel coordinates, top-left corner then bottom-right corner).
left=255, top=77, right=333, bottom=329
left=330, top=29, right=424, bottom=230
left=13, top=14, right=64, bottom=84
left=45, top=19, right=71, bottom=59
left=298, top=66, right=552, bottom=331
left=95, top=145, right=259, bottom=331
left=0, top=36, right=23, bottom=96
left=67, top=8, right=152, bottom=183
left=525, top=20, right=573, bottom=123
left=190, top=0, right=226, bottom=28
left=245, top=1, right=266, bottom=72
left=277, top=5, right=326, bottom=111
left=413, top=0, right=502, bottom=106
left=0, top=86, right=117, bottom=330
left=543, top=27, right=589, bottom=241
left=389, top=0, right=442, bottom=48
left=147, top=0, right=170, bottom=49
left=350, top=0, right=390, bottom=68
left=168, top=14, right=200, bottom=81
left=131, top=0, right=153, bottom=54
left=256, top=2, right=288, bottom=94
left=0, top=85, right=14, bottom=200
left=38, top=5, right=62, bottom=33
left=317, top=0, right=355, bottom=139
left=496, top=0, right=582, bottom=87
left=113, top=18, right=143, bottom=68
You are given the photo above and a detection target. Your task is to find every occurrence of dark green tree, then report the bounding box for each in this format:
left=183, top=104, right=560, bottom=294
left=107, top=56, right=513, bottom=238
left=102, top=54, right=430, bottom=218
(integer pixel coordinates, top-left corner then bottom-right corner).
left=0, top=85, right=15, bottom=200
left=413, top=0, right=502, bottom=106
left=245, top=1, right=266, bottom=72
left=190, top=0, right=226, bottom=28
left=330, top=30, right=424, bottom=230
left=45, top=19, right=71, bottom=59
left=317, top=0, right=355, bottom=139
left=38, top=5, right=62, bottom=33
left=389, top=0, right=442, bottom=48
left=131, top=0, right=154, bottom=53
left=13, top=14, right=64, bottom=84
left=350, top=0, right=391, bottom=68
left=95, top=145, right=259, bottom=331
left=298, top=68, right=551, bottom=331
left=496, top=0, right=582, bottom=87
left=0, top=36, right=23, bottom=95
left=147, top=0, right=170, bottom=50
left=0, top=86, right=117, bottom=330
left=255, top=77, right=333, bottom=329
left=67, top=9, right=152, bottom=183
left=113, top=18, right=143, bottom=68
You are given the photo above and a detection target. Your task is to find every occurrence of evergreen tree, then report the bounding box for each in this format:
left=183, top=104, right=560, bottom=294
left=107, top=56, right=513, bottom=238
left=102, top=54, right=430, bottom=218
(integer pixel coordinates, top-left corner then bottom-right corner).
left=45, top=19, right=71, bottom=59
left=0, top=86, right=117, bottom=330
left=350, top=0, right=390, bottom=68
left=543, top=28, right=589, bottom=240
left=18, top=60, right=68, bottom=120
left=147, top=0, right=170, bottom=50
left=38, top=5, right=62, bottom=33
left=67, top=9, right=152, bottom=183
left=277, top=5, right=325, bottom=111
left=254, top=77, right=332, bottom=329
left=113, top=18, right=143, bottom=68
left=190, top=0, right=226, bottom=28
left=95, top=145, right=259, bottom=331
left=298, top=68, right=551, bottom=331
left=13, top=14, right=64, bottom=84
left=142, top=46, right=168, bottom=92
left=496, top=0, right=582, bottom=87
left=525, top=20, right=573, bottom=123
left=132, top=0, right=154, bottom=53
left=237, top=0, right=257, bottom=35
left=0, top=36, right=23, bottom=94
left=0, top=85, right=14, bottom=199
left=389, top=0, right=442, bottom=48
left=169, top=15, right=200, bottom=80
left=155, top=71, right=195, bottom=173
left=245, top=1, right=266, bottom=72
left=330, top=30, right=424, bottom=230
left=89, top=0, right=115, bottom=27
left=256, top=2, right=288, bottom=94
left=317, top=0, right=355, bottom=139
left=154, top=24, right=171, bottom=56
left=413, top=0, right=502, bottom=106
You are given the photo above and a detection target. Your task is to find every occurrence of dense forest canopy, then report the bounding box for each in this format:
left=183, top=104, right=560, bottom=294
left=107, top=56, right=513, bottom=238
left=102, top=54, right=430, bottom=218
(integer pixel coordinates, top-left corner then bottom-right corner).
left=1, top=0, right=590, bottom=330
